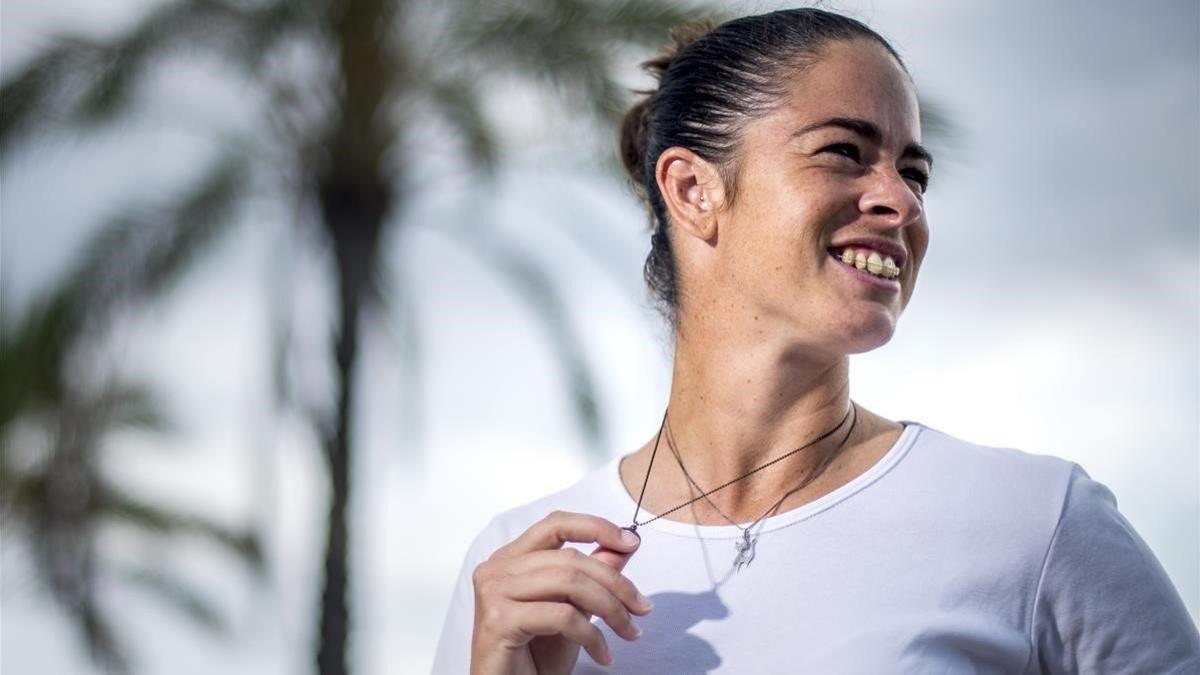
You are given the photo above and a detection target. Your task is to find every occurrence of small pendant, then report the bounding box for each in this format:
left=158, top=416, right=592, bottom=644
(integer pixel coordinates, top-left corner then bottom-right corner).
left=733, top=529, right=756, bottom=572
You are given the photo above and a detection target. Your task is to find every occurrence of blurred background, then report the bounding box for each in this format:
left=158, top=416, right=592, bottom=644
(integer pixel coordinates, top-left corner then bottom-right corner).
left=1, top=0, right=1196, bottom=673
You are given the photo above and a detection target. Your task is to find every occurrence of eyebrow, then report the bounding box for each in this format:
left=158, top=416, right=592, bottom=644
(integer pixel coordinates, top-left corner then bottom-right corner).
left=793, top=116, right=934, bottom=167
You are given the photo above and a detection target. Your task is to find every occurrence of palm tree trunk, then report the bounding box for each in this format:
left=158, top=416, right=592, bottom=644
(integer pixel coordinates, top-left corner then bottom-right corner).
left=314, top=4, right=399, bottom=670
left=315, top=174, right=389, bottom=675
left=316, top=288, right=358, bottom=675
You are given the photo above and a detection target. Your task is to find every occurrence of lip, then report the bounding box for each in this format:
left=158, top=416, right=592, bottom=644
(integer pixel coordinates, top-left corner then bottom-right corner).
left=827, top=237, right=907, bottom=269
left=829, top=251, right=901, bottom=292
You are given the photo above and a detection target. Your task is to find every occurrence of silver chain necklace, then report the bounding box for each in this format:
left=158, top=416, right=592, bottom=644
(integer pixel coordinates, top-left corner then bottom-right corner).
left=623, top=401, right=858, bottom=571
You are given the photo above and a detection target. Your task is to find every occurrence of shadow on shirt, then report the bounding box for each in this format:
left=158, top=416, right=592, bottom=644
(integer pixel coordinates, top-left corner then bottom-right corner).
left=575, top=588, right=727, bottom=674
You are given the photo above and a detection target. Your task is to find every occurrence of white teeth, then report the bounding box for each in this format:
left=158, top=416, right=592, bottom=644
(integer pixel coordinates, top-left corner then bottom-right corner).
left=883, top=256, right=898, bottom=277
left=834, top=247, right=901, bottom=280
left=867, top=252, right=883, bottom=274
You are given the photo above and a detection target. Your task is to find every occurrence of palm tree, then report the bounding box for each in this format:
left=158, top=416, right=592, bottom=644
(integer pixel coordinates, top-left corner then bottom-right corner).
left=0, top=174, right=263, bottom=674
left=1, top=1, right=712, bottom=673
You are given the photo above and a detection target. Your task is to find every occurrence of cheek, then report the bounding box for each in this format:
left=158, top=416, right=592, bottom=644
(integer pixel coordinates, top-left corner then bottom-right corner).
left=901, top=222, right=930, bottom=303
left=908, top=221, right=930, bottom=271
left=763, top=182, right=854, bottom=247
left=724, top=167, right=857, bottom=276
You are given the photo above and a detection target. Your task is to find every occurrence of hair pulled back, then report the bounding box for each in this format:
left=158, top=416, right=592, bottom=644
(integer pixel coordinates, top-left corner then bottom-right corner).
left=618, top=8, right=905, bottom=328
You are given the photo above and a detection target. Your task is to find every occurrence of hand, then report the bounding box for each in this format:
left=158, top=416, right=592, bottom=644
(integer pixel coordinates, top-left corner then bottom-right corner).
left=469, top=511, right=653, bottom=674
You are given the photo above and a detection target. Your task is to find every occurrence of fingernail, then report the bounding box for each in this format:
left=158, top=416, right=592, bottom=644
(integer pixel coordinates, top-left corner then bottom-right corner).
left=620, top=529, right=640, bottom=547
left=636, top=592, right=653, bottom=611
left=631, top=621, right=643, bottom=638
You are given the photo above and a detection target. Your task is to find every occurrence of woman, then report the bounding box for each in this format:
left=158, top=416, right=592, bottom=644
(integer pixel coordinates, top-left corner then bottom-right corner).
left=433, top=8, right=1199, bottom=674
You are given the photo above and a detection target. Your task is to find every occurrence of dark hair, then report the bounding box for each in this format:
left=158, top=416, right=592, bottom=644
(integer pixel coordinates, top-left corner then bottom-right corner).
left=619, top=8, right=907, bottom=328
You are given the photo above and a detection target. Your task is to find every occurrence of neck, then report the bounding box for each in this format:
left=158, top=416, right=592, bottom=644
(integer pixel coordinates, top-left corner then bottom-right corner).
left=633, top=309, right=872, bottom=522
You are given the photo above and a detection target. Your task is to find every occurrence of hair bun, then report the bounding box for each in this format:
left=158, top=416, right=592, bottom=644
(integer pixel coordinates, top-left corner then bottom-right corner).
left=617, top=19, right=716, bottom=208
left=618, top=97, right=652, bottom=201
left=643, top=19, right=716, bottom=81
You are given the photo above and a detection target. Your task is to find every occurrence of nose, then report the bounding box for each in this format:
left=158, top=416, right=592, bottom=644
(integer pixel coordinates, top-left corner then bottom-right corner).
left=858, top=168, right=923, bottom=228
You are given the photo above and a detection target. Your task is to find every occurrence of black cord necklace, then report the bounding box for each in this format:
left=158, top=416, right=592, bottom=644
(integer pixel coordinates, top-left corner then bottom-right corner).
left=623, top=401, right=858, bottom=571
left=668, top=402, right=859, bottom=571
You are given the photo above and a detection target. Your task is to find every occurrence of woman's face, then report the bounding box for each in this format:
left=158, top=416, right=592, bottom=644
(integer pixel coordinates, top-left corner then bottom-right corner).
left=707, top=38, right=931, bottom=356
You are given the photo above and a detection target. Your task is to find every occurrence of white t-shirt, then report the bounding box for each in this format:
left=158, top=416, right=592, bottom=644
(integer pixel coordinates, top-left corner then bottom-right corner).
left=431, top=421, right=1200, bottom=674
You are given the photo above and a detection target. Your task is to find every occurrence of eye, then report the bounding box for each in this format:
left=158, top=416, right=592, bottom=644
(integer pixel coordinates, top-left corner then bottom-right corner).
left=820, top=142, right=861, bottom=162
left=901, top=168, right=930, bottom=194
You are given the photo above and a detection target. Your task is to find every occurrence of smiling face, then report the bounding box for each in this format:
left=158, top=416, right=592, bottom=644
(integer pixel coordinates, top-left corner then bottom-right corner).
left=696, top=38, right=931, bottom=357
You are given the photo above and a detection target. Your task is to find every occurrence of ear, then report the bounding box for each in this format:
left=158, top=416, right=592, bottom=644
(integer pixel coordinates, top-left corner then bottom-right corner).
left=655, top=146, right=725, bottom=242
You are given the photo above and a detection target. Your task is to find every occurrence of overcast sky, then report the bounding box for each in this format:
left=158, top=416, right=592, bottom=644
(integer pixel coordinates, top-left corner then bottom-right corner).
left=2, top=1, right=1197, bottom=673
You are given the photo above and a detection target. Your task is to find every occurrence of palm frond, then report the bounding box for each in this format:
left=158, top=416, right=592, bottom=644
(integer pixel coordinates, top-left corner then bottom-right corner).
left=1, top=383, right=170, bottom=522
left=553, top=0, right=724, bottom=45
left=96, top=485, right=263, bottom=571
left=1, top=342, right=253, bottom=673
left=0, top=38, right=95, bottom=154
left=453, top=0, right=705, bottom=50
left=93, top=382, right=174, bottom=435
left=540, top=186, right=647, bottom=304
left=421, top=73, right=499, bottom=174
left=0, top=0, right=301, bottom=155
left=558, top=44, right=627, bottom=126
left=449, top=0, right=710, bottom=68
left=119, top=565, right=227, bottom=633
left=0, top=289, right=75, bottom=431
left=0, top=455, right=46, bottom=520
left=0, top=156, right=246, bottom=430
left=267, top=249, right=297, bottom=415
left=80, top=594, right=131, bottom=675
left=445, top=0, right=713, bottom=131
left=442, top=226, right=606, bottom=459
left=65, top=154, right=248, bottom=313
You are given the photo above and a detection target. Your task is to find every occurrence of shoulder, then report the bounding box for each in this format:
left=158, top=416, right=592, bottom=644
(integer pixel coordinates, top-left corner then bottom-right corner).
left=902, top=421, right=1078, bottom=505
left=888, top=422, right=1084, bottom=564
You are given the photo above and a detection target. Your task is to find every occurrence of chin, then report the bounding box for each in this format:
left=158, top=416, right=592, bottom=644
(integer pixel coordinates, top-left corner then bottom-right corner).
left=836, top=313, right=897, bottom=355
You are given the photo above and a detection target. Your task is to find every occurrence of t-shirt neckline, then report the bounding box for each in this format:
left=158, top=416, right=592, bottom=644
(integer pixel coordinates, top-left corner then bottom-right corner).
left=602, top=420, right=924, bottom=540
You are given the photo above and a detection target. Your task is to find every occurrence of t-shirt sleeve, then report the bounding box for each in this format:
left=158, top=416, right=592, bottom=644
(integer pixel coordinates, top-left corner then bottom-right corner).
left=431, top=517, right=512, bottom=675
left=1031, top=463, right=1200, bottom=674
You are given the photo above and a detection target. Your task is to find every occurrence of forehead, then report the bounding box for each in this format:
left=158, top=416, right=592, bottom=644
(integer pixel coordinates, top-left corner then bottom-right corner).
left=762, top=39, right=920, bottom=145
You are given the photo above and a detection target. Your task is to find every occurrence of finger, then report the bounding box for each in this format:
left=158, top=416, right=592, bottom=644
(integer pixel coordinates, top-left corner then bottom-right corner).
left=499, top=567, right=642, bottom=642
left=590, top=541, right=636, bottom=572
left=504, top=548, right=653, bottom=616
left=512, top=601, right=612, bottom=667
left=491, top=511, right=640, bottom=560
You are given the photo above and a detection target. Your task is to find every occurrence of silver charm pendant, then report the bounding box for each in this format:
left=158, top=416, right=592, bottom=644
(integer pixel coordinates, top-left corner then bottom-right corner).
left=733, top=529, right=756, bottom=571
